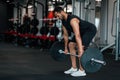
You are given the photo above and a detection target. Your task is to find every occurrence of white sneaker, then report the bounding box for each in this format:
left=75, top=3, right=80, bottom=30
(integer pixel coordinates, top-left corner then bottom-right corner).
left=64, top=67, right=77, bottom=74
left=70, top=69, right=86, bottom=77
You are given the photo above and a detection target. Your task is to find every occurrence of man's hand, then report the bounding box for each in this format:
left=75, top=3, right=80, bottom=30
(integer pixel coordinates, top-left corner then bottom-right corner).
left=78, top=49, right=84, bottom=58
left=64, top=49, right=69, bottom=55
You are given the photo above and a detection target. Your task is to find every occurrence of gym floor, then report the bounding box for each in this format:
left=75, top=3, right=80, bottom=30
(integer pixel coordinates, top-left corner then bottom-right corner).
left=0, top=41, right=120, bottom=80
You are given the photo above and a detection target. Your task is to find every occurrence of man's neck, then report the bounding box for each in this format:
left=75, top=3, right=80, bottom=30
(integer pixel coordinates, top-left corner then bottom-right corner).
left=63, top=12, right=68, bottom=20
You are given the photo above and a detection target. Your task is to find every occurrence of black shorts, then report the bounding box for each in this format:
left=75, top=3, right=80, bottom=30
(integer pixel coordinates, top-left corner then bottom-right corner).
left=69, top=24, right=97, bottom=48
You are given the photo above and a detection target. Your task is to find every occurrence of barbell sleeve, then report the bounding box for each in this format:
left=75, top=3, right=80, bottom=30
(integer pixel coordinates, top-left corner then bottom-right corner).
left=91, top=58, right=106, bottom=65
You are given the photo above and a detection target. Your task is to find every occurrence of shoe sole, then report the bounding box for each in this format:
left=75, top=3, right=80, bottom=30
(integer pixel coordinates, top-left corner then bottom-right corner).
left=64, top=71, right=76, bottom=74
left=70, top=74, right=86, bottom=77
left=64, top=70, right=77, bottom=74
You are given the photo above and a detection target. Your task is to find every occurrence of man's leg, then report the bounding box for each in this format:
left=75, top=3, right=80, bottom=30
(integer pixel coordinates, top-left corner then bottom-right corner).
left=71, top=28, right=97, bottom=77
left=68, top=42, right=77, bottom=69
left=64, top=42, right=78, bottom=74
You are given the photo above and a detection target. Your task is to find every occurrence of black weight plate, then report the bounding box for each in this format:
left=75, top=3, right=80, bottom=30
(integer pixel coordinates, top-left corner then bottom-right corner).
left=40, top=27, right=49, bottom=35
left=50, top=41, right=66, bottom=61
left=81, top=47, right=103, bottom=73
left=50, top=27, right=59, bottom=36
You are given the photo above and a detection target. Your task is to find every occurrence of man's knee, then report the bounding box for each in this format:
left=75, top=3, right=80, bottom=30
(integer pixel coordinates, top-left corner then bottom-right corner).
left=68, top=42, right=76, bottom=49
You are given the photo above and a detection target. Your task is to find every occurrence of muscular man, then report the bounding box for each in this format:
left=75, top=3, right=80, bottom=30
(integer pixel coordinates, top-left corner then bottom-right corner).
left=53, top=7, right=97, bottom=77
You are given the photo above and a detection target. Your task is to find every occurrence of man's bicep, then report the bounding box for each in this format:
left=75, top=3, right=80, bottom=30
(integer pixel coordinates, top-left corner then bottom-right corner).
left=70, top=20, right=81, bottom=36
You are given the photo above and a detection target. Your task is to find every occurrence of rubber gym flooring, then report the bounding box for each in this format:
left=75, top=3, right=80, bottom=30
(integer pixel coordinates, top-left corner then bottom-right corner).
left=0, top=41, right=120, bottom=80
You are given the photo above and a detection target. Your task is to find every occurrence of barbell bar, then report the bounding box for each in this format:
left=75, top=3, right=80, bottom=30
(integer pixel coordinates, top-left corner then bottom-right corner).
left=58, top=49, right=106, bottom=65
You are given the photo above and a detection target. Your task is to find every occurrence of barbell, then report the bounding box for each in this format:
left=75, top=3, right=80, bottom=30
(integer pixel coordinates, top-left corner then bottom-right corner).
left=50, top=41, right=106, bottom=73
left=39, top=18, right=58, bottom=21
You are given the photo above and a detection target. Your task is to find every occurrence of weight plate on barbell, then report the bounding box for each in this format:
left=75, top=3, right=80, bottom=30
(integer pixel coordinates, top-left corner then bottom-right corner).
left=50, top=41, right=66, bottom=61
left=81, top=47, right=104, bottom=73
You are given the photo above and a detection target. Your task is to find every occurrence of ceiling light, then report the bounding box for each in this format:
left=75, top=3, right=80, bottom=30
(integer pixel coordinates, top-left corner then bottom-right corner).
left=6, top=0, right=10, bottom=3
left=96, top=0, right=102, bottom=1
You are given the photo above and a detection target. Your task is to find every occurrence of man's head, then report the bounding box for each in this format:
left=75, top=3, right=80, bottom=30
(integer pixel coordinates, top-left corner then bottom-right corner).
left=53, top=7, right=64, bottom=20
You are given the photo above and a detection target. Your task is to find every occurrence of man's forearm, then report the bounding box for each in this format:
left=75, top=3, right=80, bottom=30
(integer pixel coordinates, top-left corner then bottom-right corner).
left=63, top=35, right=68, bottom=49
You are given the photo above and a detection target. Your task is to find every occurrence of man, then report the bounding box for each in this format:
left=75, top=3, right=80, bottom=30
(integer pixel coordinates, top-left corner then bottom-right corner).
left=53, top=7, right=97, bottom=77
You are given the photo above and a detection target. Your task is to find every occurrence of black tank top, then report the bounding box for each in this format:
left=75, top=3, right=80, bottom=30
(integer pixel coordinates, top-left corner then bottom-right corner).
left=62, top=15, right=95, bottom=35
